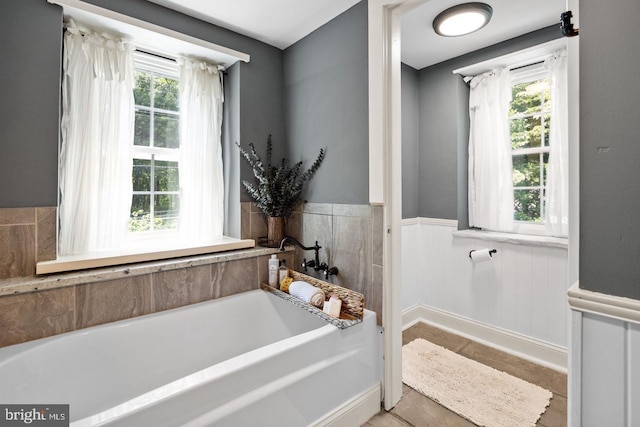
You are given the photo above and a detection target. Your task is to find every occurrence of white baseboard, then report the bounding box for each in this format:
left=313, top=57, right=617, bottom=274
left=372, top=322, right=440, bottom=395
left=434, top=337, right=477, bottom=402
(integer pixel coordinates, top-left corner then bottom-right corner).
left=403, top=304, right=567, bottom=372
left=312, top=383, right=381, bottom=427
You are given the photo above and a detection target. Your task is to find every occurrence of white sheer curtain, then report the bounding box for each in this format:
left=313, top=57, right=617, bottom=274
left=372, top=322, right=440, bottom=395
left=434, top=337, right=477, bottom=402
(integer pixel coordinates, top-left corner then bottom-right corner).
left=545, top=52, right=569, bottom=236
left=468, top=68, right=514, bottom=232
left=178, top=58, right=224, bottom=241
left=58, top=27, right=135, bottom=255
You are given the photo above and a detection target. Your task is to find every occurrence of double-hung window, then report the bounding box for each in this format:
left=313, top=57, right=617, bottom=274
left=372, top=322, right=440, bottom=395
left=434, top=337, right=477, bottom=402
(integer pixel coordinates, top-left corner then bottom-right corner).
left=509, top=65, right=551, bottom=228
left=46, top=7, right=254, bottom=274
left=466, top=42, right=568, bottom=237
left=130, top=53, right=181, bottom=234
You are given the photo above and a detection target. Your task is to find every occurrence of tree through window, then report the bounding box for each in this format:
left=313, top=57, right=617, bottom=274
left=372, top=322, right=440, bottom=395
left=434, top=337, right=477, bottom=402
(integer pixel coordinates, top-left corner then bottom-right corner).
left=509, top=69, right=551, bottom=223
left=130, top=54, right=180, bottom=232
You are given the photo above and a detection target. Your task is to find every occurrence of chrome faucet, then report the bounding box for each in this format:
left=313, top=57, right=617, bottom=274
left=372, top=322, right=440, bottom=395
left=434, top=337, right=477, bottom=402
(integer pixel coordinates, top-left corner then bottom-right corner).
left=278, top=236, right=339, bottom=279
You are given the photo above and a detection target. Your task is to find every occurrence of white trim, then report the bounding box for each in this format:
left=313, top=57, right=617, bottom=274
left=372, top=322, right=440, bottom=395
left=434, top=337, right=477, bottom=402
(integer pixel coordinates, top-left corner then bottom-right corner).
left=566, top=3, right=580, bottom=424
left=47, top=0, right=250, bottom=68
left=403, top=304, right=568, bottom=372
left=568, top=282, right=640, bottom=325
left=452, top=38, right=567, bottom=77
left=453, top=229, right=568, bottom=249
left=401, top=217, right=458, bottom=227
left=569, top=304, right=582, bottom=427
left=567, top=0, right=580, bottom=287
left=311, top=383, right=381, bottom=427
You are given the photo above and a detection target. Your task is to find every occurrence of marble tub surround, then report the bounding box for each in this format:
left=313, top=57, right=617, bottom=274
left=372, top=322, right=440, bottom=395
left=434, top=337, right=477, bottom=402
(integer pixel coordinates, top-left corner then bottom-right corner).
left=0, top=248, right=294, bottom=348
left=242, top=202, right=384, bottom=324
left=298, top=203, right=384, bottom=325
left=0, top=246, right=287, bottom=297
left=0, top=207, right=56, bottom=279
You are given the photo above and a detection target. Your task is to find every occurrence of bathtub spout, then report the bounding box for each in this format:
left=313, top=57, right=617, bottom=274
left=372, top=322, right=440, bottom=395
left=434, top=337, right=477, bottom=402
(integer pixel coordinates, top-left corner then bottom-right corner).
left=278, top=236, right=320, bottom=253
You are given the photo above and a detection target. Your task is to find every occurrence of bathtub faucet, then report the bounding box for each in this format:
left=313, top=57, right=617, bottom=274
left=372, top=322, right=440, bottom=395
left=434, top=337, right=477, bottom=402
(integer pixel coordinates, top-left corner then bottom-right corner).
left=278, top=236, right=338, bottom=279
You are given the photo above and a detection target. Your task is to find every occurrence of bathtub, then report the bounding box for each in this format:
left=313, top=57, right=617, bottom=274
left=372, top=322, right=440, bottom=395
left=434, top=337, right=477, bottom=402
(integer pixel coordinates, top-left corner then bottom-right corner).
left=0, top=289, right=381, bottom=426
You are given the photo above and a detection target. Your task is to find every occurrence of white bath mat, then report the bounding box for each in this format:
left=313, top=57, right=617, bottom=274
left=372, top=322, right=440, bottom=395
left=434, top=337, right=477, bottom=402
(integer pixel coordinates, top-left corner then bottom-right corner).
left=402, top=338, right=552, bottom=427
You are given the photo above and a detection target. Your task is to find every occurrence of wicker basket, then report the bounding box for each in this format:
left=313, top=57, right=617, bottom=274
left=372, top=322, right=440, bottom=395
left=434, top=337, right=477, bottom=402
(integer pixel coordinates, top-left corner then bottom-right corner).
left=262, top=269, right=364, bottom=323
left=286, top=269, right=364, bottom=320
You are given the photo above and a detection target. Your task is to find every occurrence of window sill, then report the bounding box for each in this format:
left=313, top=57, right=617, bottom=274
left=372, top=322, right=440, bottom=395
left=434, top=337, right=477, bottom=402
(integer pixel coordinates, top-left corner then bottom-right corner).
left=452, top=229, right=568, bottom=249
left=3, top=243, right=289, bottom=297
left=36, top=236, right=255, bottom=275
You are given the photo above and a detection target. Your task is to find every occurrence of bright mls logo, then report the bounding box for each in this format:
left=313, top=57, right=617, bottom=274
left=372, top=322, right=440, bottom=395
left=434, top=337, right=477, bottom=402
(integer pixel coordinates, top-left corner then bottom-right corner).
left=0, top=405, right=68, bottom=426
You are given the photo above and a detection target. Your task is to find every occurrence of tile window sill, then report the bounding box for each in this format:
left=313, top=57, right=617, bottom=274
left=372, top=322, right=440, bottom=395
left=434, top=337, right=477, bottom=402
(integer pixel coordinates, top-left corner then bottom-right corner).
left=1, top=245, right=291, bottom=297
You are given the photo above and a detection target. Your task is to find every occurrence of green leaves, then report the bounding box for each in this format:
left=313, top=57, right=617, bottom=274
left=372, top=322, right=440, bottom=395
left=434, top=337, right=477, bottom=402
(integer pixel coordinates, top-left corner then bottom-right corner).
left=237, top=135, right=325, bottom=218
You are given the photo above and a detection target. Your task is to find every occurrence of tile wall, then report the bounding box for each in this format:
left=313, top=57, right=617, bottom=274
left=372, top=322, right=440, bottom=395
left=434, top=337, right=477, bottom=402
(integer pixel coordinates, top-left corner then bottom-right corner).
left=0, top=207, right=56, bottom=279
left=242, top=202, right=384, bottom=324
left=0, top=206, right=296, bottom=348
left=0, top=202, right=384, bottom=348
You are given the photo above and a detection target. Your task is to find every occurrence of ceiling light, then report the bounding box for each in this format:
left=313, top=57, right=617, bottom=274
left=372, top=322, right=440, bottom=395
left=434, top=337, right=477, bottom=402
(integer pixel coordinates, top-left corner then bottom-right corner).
left=433, top=2, right=493, bottom=37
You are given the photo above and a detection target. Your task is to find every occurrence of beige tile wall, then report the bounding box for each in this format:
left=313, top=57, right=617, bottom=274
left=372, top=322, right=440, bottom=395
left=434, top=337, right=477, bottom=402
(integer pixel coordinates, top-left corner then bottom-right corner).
left=242, top=202, right=385, bottom=325
left=0, top=207, right=56, bottom=279
left=0, top=253, right=293, bottom=348
left=0, top=201, right=380, bottom=348
left=300, top=203, right=384, bottom=325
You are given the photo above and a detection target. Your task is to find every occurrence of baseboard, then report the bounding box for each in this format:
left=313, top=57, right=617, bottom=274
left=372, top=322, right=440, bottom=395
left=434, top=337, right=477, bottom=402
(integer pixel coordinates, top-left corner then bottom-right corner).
left=312, top=383, right=381, bottom=427
left=403, top=304, right=567, bottom=372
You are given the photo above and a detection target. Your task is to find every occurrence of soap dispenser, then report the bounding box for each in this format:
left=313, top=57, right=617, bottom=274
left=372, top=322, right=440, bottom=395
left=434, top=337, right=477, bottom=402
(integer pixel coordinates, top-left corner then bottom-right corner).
left=268, top=254, right=279, bottom=287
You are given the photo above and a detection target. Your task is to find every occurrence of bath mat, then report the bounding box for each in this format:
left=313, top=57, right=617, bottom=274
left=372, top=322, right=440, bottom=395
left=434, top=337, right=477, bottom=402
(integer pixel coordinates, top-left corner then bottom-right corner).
left=402, top=338, right=552, bottom=427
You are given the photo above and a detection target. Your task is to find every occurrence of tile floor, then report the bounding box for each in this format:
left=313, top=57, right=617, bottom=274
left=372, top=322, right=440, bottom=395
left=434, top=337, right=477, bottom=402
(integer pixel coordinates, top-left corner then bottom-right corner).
left=363, top=322, right=567, bottom=427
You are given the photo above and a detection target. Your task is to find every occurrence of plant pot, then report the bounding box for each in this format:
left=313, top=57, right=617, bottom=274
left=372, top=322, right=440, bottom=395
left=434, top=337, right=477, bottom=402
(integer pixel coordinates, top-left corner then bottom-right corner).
left=267, top=216, right=285, bottom=248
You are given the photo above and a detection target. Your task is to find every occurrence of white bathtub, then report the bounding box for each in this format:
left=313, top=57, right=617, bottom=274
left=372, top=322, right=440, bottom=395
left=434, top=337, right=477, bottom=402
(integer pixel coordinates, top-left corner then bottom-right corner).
left=0, top=289, right=381, bottom=426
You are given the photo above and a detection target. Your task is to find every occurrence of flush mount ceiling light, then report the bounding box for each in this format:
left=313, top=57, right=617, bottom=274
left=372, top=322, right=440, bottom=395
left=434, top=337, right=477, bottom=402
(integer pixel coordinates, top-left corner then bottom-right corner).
left=433, top=2, right=493, bottom=37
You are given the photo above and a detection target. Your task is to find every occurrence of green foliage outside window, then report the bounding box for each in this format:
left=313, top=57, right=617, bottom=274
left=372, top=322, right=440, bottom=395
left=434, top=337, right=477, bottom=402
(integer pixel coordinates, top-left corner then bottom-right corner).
left=130, top=69, right=180, bottom=232
left=509, top=79, right=551, bottom=223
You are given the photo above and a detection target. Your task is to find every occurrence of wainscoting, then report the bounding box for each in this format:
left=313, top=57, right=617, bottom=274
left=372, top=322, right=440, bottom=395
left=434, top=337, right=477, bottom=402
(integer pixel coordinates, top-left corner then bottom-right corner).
left=402, top=218, right=570, bottom=370
left=568, top=284, right=640, bottom=427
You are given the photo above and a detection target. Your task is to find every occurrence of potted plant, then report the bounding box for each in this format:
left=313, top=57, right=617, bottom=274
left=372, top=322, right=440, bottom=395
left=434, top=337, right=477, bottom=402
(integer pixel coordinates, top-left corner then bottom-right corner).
left=237, top=135, right=325, bottom=247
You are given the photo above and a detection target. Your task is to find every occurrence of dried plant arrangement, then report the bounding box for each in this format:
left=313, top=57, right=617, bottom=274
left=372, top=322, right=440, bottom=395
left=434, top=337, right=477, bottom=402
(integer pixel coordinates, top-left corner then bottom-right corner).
left=236, top=135, right=325, bottom=218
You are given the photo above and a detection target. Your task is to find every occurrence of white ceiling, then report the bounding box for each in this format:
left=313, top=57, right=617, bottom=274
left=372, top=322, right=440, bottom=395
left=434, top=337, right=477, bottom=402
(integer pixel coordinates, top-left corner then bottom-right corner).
left=146, top=0, right=565, bottom=69
left=146, top=0, right=360, bottom=49
left=402, top=0, right=565, bottom=69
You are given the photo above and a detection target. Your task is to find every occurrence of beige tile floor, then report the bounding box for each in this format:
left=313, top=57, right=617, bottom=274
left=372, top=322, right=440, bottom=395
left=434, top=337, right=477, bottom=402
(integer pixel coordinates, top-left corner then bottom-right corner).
left=363, top=322, right=567, bottom=427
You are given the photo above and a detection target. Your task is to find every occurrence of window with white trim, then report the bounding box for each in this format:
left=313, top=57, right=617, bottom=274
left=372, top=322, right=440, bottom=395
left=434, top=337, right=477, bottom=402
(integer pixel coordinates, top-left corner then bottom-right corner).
left=130, top=52, right=180, bottom=234
left=465, top=44, right=568, bottom=237
left=509, top=64, right=550, bottom=229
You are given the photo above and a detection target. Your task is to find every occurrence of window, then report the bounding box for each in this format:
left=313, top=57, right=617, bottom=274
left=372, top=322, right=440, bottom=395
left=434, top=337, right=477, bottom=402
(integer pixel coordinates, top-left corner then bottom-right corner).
left=130, top=53, right=180, bottom=234
left=46, top=8, right=254, bottom=274
left=509, top=66, right=551, bottom=225
left=465, top=44, right=568, bottom=236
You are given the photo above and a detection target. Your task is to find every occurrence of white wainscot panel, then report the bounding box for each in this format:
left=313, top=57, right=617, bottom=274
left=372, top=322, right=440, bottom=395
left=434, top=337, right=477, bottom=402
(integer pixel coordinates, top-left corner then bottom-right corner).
left=570, top=285, right=640, bottom=427
left=581, top=313, right=625, bottom=426
left=402, top=218, right=570, bottom=362
left=401, top=222, right=423, bottom=311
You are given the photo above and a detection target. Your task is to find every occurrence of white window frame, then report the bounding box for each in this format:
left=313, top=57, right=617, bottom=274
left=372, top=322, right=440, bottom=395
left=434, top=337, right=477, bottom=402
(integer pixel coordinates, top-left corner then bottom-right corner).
left=37, top=9, right=255, bottom=274
left=509, top=63, right=551, bottom=236
left=130, top=51, right=181, bottom=240
left=454, top=39, right=568, bottom=238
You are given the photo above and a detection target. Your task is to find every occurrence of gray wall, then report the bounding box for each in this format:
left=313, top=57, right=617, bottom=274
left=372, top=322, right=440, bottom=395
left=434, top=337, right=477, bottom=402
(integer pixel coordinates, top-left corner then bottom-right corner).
left=401, top=63, right=420, bottom=219
left=283, top=1, right=369, bottom=204
left=0, top=0, right=62, bottom=207
left=417, top=62, right=461, bottom=220
left=402, top=25, right=562, bottom=222
left=223, top=63, right=241, bottom=237
left=0, top=0, right=285, bottom=208
left=579, top=0, right=640, bottom=299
